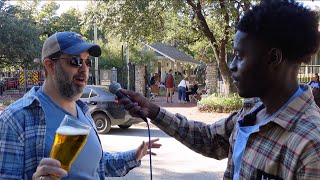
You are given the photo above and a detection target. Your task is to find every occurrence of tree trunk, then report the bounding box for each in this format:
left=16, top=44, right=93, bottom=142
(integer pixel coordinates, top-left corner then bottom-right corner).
left=217, top=41, right=234, bottom=95
left=135, top=64, right=146, bottom=96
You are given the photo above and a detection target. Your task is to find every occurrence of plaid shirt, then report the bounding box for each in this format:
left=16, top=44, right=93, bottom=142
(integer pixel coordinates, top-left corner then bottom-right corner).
left=0, top=87, right=140, bottom=180
left=152, top=84, right=320, bottom=179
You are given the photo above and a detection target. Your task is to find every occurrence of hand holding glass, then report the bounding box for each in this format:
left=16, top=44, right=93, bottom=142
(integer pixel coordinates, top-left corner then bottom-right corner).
left=49, top=115, right=91, bottom=171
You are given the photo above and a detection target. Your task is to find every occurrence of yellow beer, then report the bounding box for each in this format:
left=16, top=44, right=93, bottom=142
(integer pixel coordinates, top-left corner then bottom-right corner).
left=50, top=125, right=89, bottom=171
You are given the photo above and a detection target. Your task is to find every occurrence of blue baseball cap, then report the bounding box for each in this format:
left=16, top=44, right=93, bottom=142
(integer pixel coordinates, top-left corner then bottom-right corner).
left=41, top=31, right=101, bottom=61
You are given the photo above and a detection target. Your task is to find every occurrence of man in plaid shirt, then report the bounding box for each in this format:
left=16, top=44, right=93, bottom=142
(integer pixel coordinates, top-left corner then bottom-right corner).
left=0, top=31, right=161, bottom=179
left=120, top=0, right=320, bottom=179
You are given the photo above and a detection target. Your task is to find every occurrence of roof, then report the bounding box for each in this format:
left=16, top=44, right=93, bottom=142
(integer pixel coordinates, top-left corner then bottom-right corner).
left=145, top=42, right=199, bottom=64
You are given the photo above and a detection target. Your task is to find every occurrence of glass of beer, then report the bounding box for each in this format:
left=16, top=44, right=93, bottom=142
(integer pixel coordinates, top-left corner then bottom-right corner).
left=49, top=115, right=91, bottom=171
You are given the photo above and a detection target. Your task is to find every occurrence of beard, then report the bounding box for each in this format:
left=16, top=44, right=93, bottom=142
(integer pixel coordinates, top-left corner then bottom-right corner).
left=54, top=62, right=86, bottom=99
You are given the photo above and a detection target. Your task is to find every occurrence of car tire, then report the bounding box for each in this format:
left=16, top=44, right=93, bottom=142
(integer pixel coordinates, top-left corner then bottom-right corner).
left=118, top=125, right=131, bottom=129
left=93, top=113, right=111, bottom=134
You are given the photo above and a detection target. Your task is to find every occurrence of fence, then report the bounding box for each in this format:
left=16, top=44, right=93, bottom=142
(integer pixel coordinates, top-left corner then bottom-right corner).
left=298, top=65, right=320, bottom=83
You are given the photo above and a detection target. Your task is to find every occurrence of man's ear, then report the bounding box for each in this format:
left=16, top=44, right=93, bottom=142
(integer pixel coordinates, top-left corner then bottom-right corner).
left=43, top=58, right=55, bottom=75
left=267, top=48, right=282, bottom=68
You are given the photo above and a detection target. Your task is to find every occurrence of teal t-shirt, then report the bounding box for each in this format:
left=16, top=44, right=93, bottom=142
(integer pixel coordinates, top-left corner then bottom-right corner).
left=36, top=88, right=102, bottom=179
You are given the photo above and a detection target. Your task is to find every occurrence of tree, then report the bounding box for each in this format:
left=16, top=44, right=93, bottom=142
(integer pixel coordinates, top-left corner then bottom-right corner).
left=84, top=0, right=253, bottom=95
left=52, top=8, right=82, bottom=33
left=34, top=1, right=60, bottom=37
left=0, top=1, right=41, bottom=68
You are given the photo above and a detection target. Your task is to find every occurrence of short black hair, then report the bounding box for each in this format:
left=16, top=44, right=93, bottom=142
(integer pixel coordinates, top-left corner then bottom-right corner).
left=237, top=0, right=320, bottom=63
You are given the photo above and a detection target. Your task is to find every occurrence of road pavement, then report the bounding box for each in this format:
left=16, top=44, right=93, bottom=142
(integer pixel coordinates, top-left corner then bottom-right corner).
left=101, top=127, right=227, bottom=180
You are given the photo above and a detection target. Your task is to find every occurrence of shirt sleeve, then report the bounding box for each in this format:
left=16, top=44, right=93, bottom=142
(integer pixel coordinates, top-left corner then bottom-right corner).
left=151, top=108, right=238, bottom=160
left=0, top=111, right=24, bottom=179
left=102, top=150, right=141, bottom=177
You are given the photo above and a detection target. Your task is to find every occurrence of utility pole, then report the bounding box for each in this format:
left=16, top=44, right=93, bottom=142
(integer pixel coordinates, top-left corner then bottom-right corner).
left=94, top=23, right=99, bottom=85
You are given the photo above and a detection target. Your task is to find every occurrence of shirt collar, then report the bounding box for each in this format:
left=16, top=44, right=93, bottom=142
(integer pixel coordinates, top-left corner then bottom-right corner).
left=269, top=84, right=313, bottom=130
left=240, top=84, right=315, bottom=131
left=21, top=86, right=89, bottom=113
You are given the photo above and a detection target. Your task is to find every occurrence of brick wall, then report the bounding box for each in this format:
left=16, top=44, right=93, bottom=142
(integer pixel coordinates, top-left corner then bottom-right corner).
left=135, top=64, right=146, bottom=96
left=205, top=62, right=218, bottom=94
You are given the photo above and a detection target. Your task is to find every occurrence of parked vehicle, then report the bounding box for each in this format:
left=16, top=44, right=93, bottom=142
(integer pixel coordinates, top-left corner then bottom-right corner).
left=3, top=77, right=18, bottom=89
left=80, top=85, right=144, bottom=134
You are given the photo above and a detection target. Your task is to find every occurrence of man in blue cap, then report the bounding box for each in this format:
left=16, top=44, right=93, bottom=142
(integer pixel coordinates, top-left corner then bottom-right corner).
left=0, top=32, right=161, bottom=179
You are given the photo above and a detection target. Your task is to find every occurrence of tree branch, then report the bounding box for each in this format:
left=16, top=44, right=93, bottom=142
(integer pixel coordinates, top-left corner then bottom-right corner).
left=186, top=0, right=220, bottom=60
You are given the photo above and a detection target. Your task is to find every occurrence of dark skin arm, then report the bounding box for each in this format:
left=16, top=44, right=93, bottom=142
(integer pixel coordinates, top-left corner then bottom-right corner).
left=119, top=89, right=160, bottom=120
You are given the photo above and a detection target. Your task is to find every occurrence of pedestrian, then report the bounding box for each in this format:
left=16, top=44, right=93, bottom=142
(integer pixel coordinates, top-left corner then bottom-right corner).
left=308, top=73, right=320, bottom=88
left=119, top=1, right=320, bottom=179
left=177, top=76, right=189, bottom=103
left=0, top=31, right=161, bottom=179
left=165, top=69, right=175, bottom=103
left=309, top=73, right=320, bottom=106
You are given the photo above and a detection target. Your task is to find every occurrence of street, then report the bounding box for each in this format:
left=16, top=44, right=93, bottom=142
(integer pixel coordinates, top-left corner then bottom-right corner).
left=101, top=126, right=227, bottom=180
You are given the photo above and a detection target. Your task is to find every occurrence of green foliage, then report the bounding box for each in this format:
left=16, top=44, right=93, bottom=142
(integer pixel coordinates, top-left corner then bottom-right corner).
left=98, top=37, right=124, bottom=70
left=0, top=1, right=41, bottom=68
left=198, top=93, right=243, bottom=113
left=52, top=8, right=82, bottom=33
left=130, top=46, right=157, bottom=65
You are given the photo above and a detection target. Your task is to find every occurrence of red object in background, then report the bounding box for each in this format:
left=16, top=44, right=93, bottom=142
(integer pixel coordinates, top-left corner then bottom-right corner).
left=4, top=77, right=19, bottom=89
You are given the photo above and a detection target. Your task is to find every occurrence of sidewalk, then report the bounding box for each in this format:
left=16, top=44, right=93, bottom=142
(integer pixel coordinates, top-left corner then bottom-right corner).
left=151, top=94, right=198, bottom=108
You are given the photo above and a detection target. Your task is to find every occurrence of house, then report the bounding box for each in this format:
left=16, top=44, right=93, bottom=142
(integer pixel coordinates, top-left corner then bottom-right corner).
left=145, top=42, right=200, bottom=83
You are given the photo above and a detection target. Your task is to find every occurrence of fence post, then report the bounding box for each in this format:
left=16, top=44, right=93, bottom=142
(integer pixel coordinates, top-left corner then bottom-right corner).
left=111, top=67, right=117, bottom=83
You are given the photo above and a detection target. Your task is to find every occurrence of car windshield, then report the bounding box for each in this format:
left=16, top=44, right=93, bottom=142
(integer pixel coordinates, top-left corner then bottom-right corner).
left=99, top=86, right=109, bottom=93
left=81, top=87, right=97, bottom=98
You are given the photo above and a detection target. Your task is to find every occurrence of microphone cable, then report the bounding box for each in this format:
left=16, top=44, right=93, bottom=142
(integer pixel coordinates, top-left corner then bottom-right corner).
left=109, top=82, right=153, bottom=179
left=141, top=116, right=153, bottom=180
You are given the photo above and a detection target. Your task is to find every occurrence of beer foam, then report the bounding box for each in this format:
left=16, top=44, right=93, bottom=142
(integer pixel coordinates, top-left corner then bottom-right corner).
left=56, top=126, right=90, bottom=135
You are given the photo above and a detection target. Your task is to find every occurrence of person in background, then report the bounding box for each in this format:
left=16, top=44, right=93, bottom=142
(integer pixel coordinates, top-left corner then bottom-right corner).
left=309, top=73, right=320, bottom=106
left=186, top=82, right=199, bottom=102
left=308, top=73, right=320, bottom=88
left=0, top=31, right=161, bottom=180
left=165, top=69, right=175, bottom=103
left=177, top=76, right=189, bottom=103
left=119, top=1, right=320, bottom=179
left=150, top=74, right=156, bottom=86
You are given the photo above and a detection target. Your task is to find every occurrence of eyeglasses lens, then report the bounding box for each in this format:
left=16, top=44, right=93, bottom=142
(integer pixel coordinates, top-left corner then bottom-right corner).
left=70, top=57, right=92, bottom=67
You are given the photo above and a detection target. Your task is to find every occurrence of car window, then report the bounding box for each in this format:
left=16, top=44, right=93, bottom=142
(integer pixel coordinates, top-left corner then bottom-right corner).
left=100, top=86, right=110, bottom=93
left=90, top=91, right=98, bottom=98
left=81, top=87, right=91, bottom=98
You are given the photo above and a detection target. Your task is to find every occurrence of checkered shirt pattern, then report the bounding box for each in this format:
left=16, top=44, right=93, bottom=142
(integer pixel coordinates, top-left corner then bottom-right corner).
left=152, top=84, right=320, bottom=179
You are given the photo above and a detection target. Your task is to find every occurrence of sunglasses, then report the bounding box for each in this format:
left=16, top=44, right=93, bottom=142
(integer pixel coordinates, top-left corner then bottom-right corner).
left=51, top=57, right=92, bottom=68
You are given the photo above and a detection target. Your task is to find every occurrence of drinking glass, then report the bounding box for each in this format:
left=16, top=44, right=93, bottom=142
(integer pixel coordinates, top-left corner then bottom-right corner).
left=49, top=114, right=91, bottom=171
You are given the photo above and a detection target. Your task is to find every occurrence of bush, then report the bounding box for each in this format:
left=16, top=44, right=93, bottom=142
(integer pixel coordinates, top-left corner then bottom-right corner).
left=198, top=93, right=243, bottom=113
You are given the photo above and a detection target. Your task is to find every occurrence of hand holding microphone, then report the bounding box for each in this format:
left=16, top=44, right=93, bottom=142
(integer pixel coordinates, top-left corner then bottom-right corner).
left=109, top=82, right=160, bottom=121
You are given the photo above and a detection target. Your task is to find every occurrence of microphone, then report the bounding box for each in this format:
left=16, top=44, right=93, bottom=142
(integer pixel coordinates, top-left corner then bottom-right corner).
left=110, top=82, right=153, bottom=180
left=109, top=82, right=148, bottom=122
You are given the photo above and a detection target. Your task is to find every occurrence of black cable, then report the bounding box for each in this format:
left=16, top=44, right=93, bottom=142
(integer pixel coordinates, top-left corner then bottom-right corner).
left=145, top=120, right=153, bottom=180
